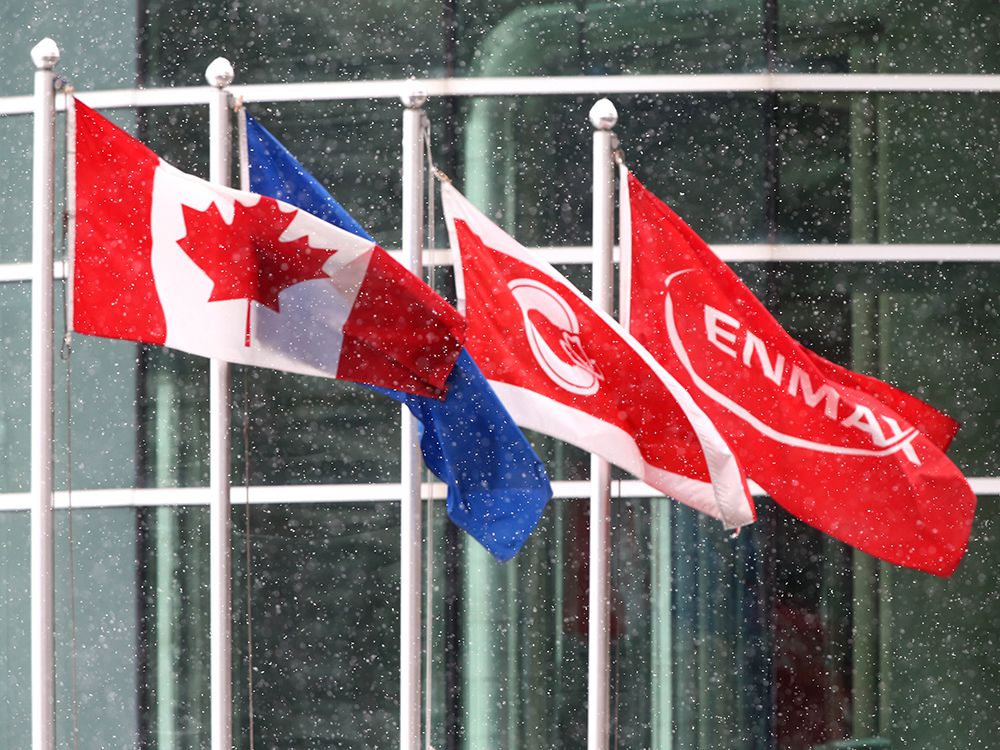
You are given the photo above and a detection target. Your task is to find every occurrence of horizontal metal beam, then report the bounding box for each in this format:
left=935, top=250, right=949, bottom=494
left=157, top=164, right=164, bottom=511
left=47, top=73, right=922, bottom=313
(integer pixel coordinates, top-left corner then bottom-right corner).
left=2, top=73, right=999, bottom=115
left=0, top=261, right=66, bottom=283
left=1, top=246, right=998, bottom=283
left=0, top=477, right=997, bottom=511
left=416, top=243, right=1000, bottom=266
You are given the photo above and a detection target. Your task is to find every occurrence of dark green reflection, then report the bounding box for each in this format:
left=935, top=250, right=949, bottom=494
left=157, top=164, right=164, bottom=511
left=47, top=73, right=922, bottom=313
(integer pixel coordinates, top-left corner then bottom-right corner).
left=232, top=366, right=401, bottom=486
left=776, top=93, right=1000, bottom=245
left=141, top=0, right=764, bottom=86
left=142, top=0, right=444, bottom=86
left=456, top=495, right=772, bottom=750
left=461, top=497, right=588, bottom=749
left=231, top=502, right=400, bottom=749
left=138, top=353, right=403, bottom=489
left=228, top=100, right=406, bottom=242
left=139, top=505, right=211, bottom=748
left=461, top=93, right=766, bottom=247
left=779, top=1, right=1000, bottom=74
left=140, top=501, right=401, bottom=749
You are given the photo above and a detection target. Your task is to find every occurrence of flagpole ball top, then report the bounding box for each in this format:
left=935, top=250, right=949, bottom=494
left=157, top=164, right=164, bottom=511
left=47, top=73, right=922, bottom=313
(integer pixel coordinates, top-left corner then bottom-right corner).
left=400, top=81, right=428, bottom=109
left=31, top=38, right=60, bottom=70
left=589, top=98, right=618, bottom=130
left=205, top=57, right=235, bottom=88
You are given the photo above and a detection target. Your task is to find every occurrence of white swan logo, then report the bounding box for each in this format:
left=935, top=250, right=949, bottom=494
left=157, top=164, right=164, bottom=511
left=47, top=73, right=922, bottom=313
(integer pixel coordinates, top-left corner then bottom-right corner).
left=662, top=269, right=921, bottom=464
left=508, top=278, right=604, bottom=396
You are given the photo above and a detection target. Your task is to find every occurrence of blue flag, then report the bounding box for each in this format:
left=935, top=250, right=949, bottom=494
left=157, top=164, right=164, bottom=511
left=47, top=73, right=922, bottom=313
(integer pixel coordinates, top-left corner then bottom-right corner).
left=245, top=114, right=552, bottom=561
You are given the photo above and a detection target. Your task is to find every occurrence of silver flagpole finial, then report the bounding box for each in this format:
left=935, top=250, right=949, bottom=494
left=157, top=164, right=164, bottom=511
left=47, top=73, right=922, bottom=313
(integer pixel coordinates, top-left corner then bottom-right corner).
left=589, top=98, right=618, bottom=130
left=205, top=57, right=234, bottom=88
left=30, top=38, right=60, bottom=70
left=400, top=81, right=427, bottom=109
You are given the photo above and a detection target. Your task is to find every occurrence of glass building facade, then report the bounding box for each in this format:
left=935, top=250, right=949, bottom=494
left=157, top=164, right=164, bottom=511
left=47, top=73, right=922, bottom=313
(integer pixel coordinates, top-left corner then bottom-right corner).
left=1, top=1, right=998, bottom=748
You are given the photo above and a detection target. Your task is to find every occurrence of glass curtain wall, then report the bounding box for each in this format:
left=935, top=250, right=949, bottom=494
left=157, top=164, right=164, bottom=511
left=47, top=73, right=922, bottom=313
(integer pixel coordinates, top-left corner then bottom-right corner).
left=0, top=0, right=997, bottom=747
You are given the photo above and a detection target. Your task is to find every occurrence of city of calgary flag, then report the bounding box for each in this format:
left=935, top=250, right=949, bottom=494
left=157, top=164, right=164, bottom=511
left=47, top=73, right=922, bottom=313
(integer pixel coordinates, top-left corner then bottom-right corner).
left=621, top=166, right=976, bottom=576
left=71, top=99, right=464, bottom=398
left=442, top=181, right=756, bottom=529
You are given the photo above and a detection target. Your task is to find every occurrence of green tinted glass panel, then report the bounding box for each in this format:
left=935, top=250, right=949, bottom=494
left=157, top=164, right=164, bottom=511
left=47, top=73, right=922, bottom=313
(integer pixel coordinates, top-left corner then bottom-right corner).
left=139, top=502, right=401, bottom=749
left=780, top=1, right=1000, bottom=74
left=233, top=367, right=402, bottom=486
left=139, top=105, right=210, bottom=178
left=0, top=508, right=139, bottom=748
left=458, top=0, right=762, bottom=77
left=0, top=117, right=32, bottom=263
left=0, top=281, right=137, bottom=495
left=0, top=0, right=136, bottom=97
left=141, top=0, right=443, bottom=86
left=886, top=498, right=1000, bottom=748
left=0, top=511, right=28, bottom=741
left=453, top=495, right=772, bottom=749
left=0, top=282, right=30, bottom=493
left=141, top=0, right=763, bottom=85
left=141, top=347, right=210, bottom=489
left=56, top=290, right=139, bottom=491
left=0, top=0, right=137, bottom=262
left=461, top=93, right=766, bottom=246
left=459, top=498, right=588, bottom=748
left=139, top=356, right=402, bottom=489
left=776, top=93, right=1000, bottom=245
left=137, top=504, right=211, bottom=747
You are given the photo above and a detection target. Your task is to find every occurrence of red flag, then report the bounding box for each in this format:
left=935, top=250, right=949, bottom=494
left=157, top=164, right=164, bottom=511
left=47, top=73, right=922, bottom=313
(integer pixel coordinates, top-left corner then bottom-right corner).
left=622, top=167, right=975, bottom=576
left=72, top=99, right=463, bottom=398
left=442, top=181, right=755, bottom=528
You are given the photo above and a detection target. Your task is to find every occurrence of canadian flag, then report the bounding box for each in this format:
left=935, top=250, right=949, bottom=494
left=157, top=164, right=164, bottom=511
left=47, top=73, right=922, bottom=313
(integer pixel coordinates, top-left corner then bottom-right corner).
left=441, top=181, right=755, bottom=529
left=72, top=99, right=464, bottom=398
left=622, top=166, right=976, bottom=576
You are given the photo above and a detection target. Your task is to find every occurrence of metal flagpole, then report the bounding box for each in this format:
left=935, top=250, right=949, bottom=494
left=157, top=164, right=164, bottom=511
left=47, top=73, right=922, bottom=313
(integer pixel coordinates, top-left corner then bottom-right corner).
left=399, top=85, right=427, bottom=750
left=30, top=36, right=60, bottom=750
left=206, top=56, right=235, bottom=750
left=587, top=97, right=618, bottom=750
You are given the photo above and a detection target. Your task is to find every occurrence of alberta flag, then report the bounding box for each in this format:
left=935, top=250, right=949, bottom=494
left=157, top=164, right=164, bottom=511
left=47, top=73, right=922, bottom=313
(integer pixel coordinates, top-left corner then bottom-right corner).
left=244, top=114, right=552, bottom=561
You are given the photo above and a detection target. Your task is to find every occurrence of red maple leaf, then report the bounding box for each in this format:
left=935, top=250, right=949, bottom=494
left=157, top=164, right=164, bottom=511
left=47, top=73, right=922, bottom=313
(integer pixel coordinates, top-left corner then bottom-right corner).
left=177, top=197, right=336, bottom=346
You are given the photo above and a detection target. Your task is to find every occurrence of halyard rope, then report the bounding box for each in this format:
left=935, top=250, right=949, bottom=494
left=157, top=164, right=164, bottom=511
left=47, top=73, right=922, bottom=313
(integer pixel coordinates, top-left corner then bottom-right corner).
left=235, top=100, right=257, bottom=750
left=60, top=83, right=81, bottom=750
left=423, top=110, right=438, bottom=750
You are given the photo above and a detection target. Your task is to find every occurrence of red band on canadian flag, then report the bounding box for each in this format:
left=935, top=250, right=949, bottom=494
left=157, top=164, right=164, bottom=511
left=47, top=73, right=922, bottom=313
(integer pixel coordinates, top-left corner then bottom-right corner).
left=337, top=246, right=465, bottom=397
left=74, top=100, right=166, bottom=344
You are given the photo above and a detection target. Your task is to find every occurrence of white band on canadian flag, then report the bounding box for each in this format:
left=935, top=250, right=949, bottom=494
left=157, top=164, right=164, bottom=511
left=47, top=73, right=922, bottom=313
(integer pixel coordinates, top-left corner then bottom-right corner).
left=151, top=162, right=375, bottom=378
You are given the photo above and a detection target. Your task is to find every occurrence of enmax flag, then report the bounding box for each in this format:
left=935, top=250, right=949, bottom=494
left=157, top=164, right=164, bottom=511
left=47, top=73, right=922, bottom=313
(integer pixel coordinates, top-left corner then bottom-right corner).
left=73, top=99, right=464, bottom=399
left=621, top=167, right=975, bottom=576
left=245, top=114, right=552, bottom=560
left=441, top=181, right=756, bottom=529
